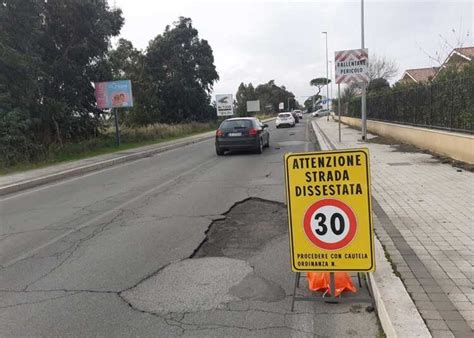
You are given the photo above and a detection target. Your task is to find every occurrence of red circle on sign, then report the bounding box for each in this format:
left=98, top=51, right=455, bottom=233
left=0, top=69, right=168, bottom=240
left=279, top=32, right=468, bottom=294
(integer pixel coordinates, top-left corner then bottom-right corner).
left=303, top=199, right=357, bottom=250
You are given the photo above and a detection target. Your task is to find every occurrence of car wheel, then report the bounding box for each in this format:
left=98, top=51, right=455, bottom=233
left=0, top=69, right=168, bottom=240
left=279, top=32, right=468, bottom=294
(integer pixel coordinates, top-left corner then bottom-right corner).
left=216, top=146, right=224, bottom=156
left=255, top=138, right=263, bottom=154
left=276, top=125, right=279, bottom=129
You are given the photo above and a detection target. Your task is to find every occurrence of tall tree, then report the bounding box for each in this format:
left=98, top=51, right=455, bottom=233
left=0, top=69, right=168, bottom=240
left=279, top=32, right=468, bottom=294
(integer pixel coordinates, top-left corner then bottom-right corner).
left=107, top=39, right=156, bottom=126
left=235, top=82, right=257, bottom=116
left=304, top=95, right=321, bottom=112
left=0, top=0, right=43, bottom=112
left=255, top=80, right=295, bottom=113
left=144, top=17, right=219, bottom=123
left=309, top=78, right=331, bottom=98
left=38, top=0, right=123, bottom=144
left=367, top=78, right=390, bottom=93
left=367, top=55, right=398, bottom=83
left=108, top=38, right=142, bottom=80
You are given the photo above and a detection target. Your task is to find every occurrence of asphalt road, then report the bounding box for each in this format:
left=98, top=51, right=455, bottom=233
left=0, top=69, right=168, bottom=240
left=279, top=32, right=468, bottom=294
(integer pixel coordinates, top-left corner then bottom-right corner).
left=0, top=117, right=379, bottom=336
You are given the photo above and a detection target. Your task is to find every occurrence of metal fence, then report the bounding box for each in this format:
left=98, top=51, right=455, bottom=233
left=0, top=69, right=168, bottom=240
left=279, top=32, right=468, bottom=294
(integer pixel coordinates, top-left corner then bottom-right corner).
left=346, top=76, right=474, bottom=134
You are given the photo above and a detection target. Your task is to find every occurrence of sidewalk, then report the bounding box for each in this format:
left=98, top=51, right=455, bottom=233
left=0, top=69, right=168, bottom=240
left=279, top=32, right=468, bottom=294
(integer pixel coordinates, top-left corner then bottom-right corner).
left=0, top=130, right=215, bottom=196
left=315, top=118, right=473, bottom=338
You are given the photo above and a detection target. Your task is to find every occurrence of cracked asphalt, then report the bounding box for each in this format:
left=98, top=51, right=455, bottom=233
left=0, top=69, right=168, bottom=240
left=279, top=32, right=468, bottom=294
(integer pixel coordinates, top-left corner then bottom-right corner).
left=0, top=117, right=379, bottom=336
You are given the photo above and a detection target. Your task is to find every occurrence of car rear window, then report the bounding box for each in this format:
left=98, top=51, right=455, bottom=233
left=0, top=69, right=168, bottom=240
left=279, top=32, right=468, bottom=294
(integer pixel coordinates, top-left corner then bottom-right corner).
left=220, top=119, right=253, bottom=129
left=278, top=113, right=291, bottom=118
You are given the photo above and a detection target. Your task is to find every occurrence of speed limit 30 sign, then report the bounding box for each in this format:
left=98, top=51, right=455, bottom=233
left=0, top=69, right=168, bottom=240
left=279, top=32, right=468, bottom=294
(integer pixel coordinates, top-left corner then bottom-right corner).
left=304, top=199, right=357, bottom=250
left=284, top=149, right=375, bottom=272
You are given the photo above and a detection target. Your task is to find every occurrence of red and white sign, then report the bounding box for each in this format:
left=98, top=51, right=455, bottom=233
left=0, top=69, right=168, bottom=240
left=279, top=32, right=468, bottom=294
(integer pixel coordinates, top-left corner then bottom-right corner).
left=303, top=199, right=357, bottom=250
left=335, top=49, right=369, bottom=84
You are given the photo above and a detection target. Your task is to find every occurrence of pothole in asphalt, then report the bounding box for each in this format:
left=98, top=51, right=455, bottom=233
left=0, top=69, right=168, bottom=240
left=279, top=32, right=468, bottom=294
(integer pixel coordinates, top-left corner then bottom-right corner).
left=191, top=198, right=288, bottom=260
left=122, top=198, right=288, bottom=314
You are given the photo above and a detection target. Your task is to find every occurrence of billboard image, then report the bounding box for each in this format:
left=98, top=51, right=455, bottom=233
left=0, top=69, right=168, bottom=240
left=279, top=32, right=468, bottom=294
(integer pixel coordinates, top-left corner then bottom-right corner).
left=216, top=94, right=234, bottom=116
left=246, top=100, right=260, bottom=113
left=95, top=80, right=133, bottom=109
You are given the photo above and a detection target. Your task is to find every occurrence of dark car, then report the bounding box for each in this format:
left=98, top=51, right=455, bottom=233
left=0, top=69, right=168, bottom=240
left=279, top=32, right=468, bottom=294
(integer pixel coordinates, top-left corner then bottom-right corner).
left=291, top=111, right=300, bottom=123
left=215, top=117, right=270, bottom=156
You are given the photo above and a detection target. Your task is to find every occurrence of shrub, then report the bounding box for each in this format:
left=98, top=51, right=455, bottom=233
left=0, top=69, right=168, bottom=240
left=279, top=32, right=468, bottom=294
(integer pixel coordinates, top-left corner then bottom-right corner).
left=0, top=109, right=46, bottom=168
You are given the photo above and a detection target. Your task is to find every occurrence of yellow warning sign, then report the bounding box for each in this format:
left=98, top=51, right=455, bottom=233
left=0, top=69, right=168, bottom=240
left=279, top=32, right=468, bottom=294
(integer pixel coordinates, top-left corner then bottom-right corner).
left=284, top=148, right=375, bottom=272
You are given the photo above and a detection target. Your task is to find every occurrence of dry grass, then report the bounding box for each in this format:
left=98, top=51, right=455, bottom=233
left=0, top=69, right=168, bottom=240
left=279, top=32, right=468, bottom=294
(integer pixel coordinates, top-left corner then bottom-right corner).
left=106, top=122, right=215, bottom=142
left=1, top=122, right=216, bottom=175
left=255, top=113, right=276, bottom=121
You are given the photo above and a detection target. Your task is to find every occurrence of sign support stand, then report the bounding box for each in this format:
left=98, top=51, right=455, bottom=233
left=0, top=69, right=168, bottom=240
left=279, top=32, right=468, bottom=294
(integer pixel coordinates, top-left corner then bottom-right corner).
left=290, top=272, right=373, bottom=311
left=338, top=84, right=341, bottom=143
left=113, top=108, right=121, bottom=146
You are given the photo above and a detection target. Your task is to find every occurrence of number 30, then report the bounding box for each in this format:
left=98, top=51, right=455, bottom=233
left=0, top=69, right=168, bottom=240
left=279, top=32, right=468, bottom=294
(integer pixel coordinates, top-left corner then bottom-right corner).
left=314, top=213, right=345, bottom=236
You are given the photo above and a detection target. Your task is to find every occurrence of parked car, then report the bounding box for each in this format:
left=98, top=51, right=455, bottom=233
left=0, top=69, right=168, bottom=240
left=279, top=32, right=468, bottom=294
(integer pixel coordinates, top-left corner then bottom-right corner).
left=312, top=109, right=330, bottom=117
left=215, top=117, right=270, bottom=156
left=275, top=112, right=295, bottom=128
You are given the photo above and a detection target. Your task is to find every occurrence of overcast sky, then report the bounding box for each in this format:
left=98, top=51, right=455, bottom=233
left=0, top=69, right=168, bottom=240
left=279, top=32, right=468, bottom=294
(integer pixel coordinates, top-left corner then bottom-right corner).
left=114, top=0, right=472, bottom=103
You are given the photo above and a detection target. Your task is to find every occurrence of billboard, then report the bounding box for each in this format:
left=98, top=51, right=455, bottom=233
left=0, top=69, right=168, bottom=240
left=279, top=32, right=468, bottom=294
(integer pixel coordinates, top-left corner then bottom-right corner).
left=216, top=94, right=234, bottom=116
left=94, top=80, right=133, bottom=109
left=335, top=49, right=369, bottom=84
left=246, top=100, right=260, bottom=113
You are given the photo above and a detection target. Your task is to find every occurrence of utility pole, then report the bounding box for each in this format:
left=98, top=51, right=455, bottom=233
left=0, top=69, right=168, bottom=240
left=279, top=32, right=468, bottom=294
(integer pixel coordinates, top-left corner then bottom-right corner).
left=322, top=31, right=329, bottom=121
left=329, top=60, right=333, bottom=111
left=361, top=0, right=367, bottom=140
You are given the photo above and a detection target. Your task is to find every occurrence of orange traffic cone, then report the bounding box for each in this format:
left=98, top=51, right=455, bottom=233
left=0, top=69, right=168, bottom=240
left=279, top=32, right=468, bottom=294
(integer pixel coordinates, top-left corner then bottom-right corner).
left=307, top=272, right=357, bottom=296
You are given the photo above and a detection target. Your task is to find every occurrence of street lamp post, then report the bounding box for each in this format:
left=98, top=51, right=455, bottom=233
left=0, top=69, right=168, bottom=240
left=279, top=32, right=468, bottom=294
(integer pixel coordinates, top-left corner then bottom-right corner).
left=322, top=31, right=329, bottom=121
left=329, top=60, right=333, bottom=107
left=361, top=0, right=367, bottom=140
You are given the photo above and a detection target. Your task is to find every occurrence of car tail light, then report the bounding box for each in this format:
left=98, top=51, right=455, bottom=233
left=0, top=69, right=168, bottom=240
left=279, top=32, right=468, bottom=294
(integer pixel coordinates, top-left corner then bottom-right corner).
left=216, top=129, right=224, bottom=137
left=249, top=128, right=258, bottom=136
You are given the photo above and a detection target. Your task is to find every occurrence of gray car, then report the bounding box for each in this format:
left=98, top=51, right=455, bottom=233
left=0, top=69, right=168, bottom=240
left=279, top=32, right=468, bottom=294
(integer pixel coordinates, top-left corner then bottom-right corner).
left=215, top=117, right=270, bottom=155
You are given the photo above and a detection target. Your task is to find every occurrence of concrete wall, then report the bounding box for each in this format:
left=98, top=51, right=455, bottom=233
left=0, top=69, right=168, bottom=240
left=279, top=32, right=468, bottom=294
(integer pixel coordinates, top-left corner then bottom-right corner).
left=338, top=116, right=474, bottom=164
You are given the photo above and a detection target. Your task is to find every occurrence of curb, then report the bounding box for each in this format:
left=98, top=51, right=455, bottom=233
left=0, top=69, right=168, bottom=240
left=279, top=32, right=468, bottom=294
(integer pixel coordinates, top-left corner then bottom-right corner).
left=0, top=118, right=275, bottom=197
left=310, top=119, right=431, bottom=338
left=369, top=239, right=431, bottom=337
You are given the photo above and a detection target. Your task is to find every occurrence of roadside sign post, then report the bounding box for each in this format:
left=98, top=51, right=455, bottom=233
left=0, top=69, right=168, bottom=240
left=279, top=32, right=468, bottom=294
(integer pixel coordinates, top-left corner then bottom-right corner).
left=113, top=108, right=121, bottom=146
left=338, top=84, right=341, bottom=143
left=334, top=49, right=369, bottom=142
left=94, top=80, right=133, bottom=146
left=216, top=94, right=234, bottom=117
left=284, top=149, right=375, bottom=309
